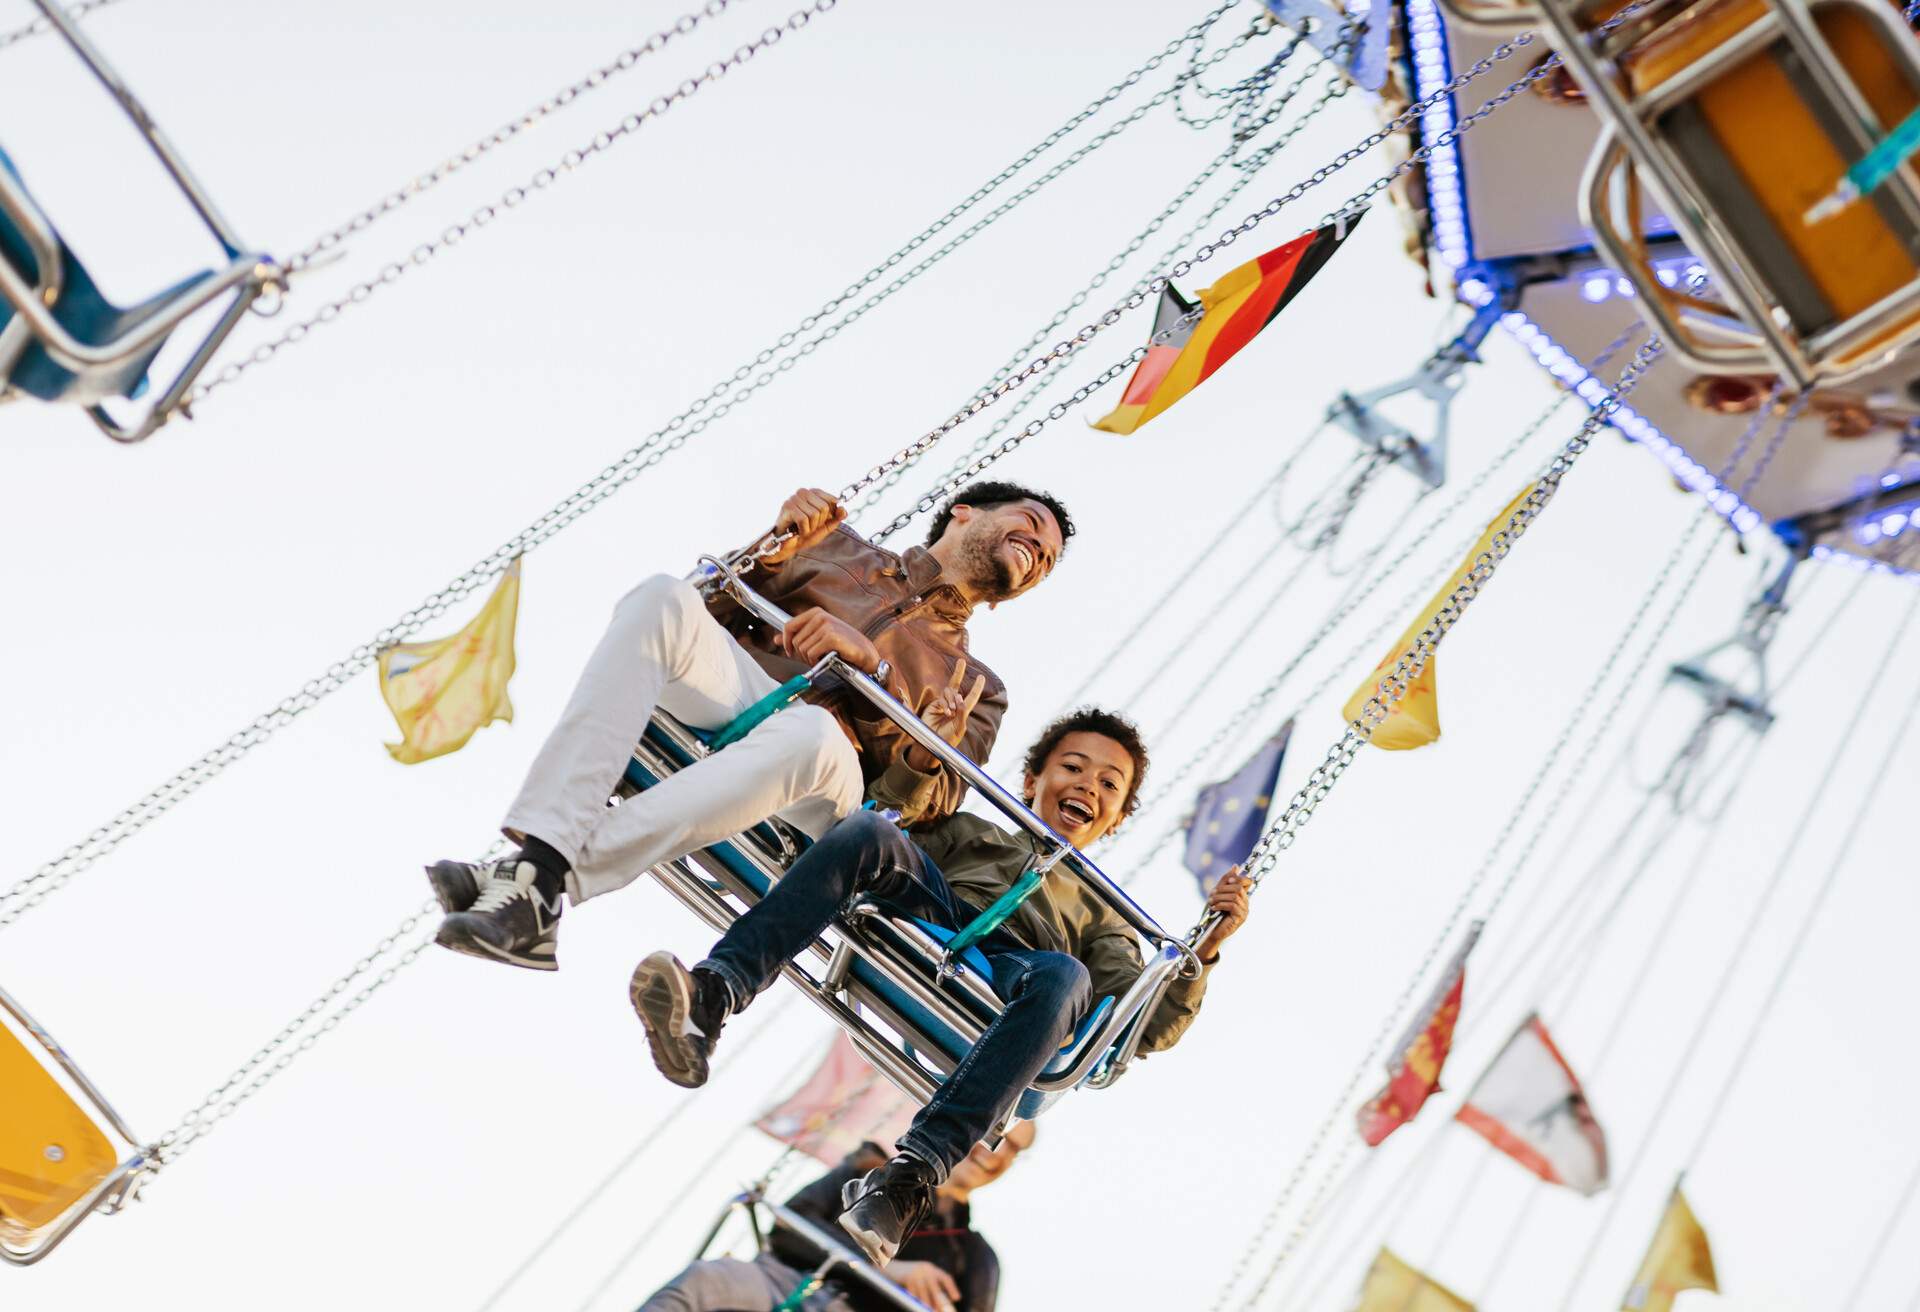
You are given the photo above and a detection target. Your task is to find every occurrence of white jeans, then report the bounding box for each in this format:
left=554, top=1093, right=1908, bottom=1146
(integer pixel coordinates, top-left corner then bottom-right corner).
left=502, top=574, right=864, bottom=904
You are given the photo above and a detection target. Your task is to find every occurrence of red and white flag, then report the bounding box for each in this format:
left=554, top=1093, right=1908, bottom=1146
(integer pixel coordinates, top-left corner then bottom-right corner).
left=755, top=1035, right=917, bottom=1166
left=1357, top=922, right=1481, bottom=1147
left=1455, top=1013, right=1609, bottom=1195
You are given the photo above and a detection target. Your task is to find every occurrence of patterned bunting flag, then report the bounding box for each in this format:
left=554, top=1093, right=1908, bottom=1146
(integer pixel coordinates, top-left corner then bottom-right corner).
left=1091, top=211, right=1364, bottom=435
left=1456, top=1012, right=1609, bottom=1195
left=1357, top=922, right=1481, bottom=1146
left=1183, top=720, right=1293, bottom=892
left=378, top=558, right=521, bottom=764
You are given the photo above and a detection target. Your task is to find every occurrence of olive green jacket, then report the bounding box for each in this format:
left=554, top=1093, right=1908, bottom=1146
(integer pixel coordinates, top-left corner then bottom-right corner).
left=913, top=812, right=1213, bottom=1056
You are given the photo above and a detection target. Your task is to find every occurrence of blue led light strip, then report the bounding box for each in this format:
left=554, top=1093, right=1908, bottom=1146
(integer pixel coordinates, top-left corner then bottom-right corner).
left=1404, top=0, right=1764, bottom=536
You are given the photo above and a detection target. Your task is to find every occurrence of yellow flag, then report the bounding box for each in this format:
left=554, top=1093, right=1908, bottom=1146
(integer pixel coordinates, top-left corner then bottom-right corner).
left=1622, top=1188, right=1718, bottom=1312
left=1354, top=1248, right=1475, bottom=1312
left=378, top=558, right=521, bottom=764
left=1341, top=486, right=1535, bottom=751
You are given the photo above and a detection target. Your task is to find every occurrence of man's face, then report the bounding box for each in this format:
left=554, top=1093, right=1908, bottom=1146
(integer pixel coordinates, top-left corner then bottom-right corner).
left=1023, top=731, right=1135, bottom=848
left=942, top=1119, right=1036, bottom=1193
left=947, top=499, right=1063, bottom=603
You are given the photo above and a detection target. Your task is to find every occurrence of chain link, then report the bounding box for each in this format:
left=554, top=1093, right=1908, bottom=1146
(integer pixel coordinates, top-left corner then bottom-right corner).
left=855, top=31, right=1545, bottom=535
left=287, top=0, right=738, bottom=271
left=0, top=1, right=1292, bottom=933
left=1, top=8, right=1536, bottom=931
left=1221, top=341, right=1802, bottom=1309
left=186, top=1, right=838, bottom=408
left=862, top=59, right=1353, bottom=518
left=0, top=0, right=126, bottom=50
left=1199, top=337, right=1665, bottom=1312
left=148, top=892, right=450, bottom=1167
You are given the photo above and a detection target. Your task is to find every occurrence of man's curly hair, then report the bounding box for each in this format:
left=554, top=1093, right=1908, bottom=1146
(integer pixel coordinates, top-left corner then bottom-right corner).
left=923, top=480, right=1075, bottom=553
left=1021, top=707, right=1149, bottom=816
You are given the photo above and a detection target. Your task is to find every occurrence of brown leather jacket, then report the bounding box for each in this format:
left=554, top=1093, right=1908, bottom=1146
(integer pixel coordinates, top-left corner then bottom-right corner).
left=705, top=524, right=1007, bottom=825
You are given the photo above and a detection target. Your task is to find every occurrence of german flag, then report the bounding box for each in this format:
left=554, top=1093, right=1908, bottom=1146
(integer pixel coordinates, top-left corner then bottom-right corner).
left=1092, top=209, right=1364, bottom=435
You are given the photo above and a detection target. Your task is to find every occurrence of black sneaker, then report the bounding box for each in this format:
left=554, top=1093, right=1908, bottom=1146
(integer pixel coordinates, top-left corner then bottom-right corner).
left=838, top=1154, right=937, bottom=1267
left=629, top=952, right=731, bottom=1088
left=424, top=859, right=486, bottom=914
left=434, top=858, right=561, bottom=972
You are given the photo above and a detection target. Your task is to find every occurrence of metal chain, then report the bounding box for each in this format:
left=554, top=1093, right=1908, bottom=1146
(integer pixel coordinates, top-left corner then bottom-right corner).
left=1200, top=334, right=1665, bottom=1312
left=1243, top=334, right=1663, bottom=888
left=858, top=31, right=1546, bottom=539
left=148, top=894, right=447, bottom=1166
left=185, top=0, right=838, bottom=409
left=287, top=0, right=740, bottom=271
left=2, top=8, right=1538, bottom=932
left=0, top=1, right=1286, bottom=932
left=199, top=0, right=1245, bottom=411
left=867, top=58, right=1352, bottom=517
left=0, top=0, right=126, bottom=50
left=1118, top=383, right=1582, bottom=862
left=1228, top=363, right=1808, bottom=1310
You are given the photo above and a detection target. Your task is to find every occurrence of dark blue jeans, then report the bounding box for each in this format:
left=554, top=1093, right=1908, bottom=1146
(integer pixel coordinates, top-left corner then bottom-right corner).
left=700, top=810, right=1093, bottom=1180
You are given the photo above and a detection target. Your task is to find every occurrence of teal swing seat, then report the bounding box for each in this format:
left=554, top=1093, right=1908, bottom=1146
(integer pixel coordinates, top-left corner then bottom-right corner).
left=618, top=702, right=1181, bottom=1128
left=0, top=3, right=281, bottom=442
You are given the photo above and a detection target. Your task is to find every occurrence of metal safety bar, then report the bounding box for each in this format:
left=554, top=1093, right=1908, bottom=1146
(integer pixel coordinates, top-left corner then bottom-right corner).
left=690, top=552, right=1198, bottom=975
left=698, top=1189, right=932, bottom=1312
left=624, top=712, right=1188, bottom=1106
left=1548, top=0, right=1920, bottom=384
left=0, top=983, right=148, bottom=1266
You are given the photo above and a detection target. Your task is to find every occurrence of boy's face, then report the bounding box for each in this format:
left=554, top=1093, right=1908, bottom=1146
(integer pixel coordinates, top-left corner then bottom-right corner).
left=1023, top=731, right=1135, bottom=847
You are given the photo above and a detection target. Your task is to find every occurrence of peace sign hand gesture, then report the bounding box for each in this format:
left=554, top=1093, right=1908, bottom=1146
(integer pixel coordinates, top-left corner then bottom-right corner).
left=904, top=658, right=988, bottom=772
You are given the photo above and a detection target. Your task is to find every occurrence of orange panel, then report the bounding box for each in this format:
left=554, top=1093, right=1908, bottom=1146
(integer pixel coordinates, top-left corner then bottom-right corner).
left=0, top=1023, right=116, bottom=1243
left=1626, top=0, right=1920, bottom=329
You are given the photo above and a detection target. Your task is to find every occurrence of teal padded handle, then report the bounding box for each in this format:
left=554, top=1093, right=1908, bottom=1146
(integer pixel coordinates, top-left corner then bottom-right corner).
left=709, top=675, right=812, bottom=751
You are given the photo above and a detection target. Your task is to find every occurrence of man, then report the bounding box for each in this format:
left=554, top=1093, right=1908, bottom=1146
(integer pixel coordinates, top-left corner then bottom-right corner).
left=427, top=480, right=1073, bottom=970
left=630, top=708, right=1253, bottom=1266
left=638, top=1123, right=1033, bottom=1312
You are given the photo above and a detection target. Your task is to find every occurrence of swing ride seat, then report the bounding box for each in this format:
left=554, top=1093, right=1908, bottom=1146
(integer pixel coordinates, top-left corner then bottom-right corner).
left=693, top=1187, right=931, bottom=1312
left=0, top=985, right=146, bottom=1266
left=0, top=145, right=274, bottom=439
left=619, top=709, right=1183, bottom=1121
left=616, top=556, right=1198, bottom=1120
left=0, top=2, right=282, bottom=442
left=1532, top=0, right=1920, bottom=385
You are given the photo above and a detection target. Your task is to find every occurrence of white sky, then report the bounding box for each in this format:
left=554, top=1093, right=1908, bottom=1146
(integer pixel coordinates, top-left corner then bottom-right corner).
left=5, top=2, right=1920, bottom=1310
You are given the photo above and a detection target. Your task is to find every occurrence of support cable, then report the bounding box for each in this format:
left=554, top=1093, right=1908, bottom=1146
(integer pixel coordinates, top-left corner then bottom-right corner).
left=473, top=993, right=807, bottom=1312
left=1842, top=1151, right=1920, bottom=1310
left=7, top=18, right=1549, bottom=934
left=1197, top=331, right=1668, bottom=1312
left=1226, top=364, right=1803, bottom=1311
left=1550, top=587, right=1920, bottom=1311
left=0, top=0, right=125, bottom=50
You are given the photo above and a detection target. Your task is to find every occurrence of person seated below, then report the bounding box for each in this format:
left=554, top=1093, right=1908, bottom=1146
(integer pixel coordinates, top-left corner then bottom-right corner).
left=427, top=481, right=1071, bottom=971
left=638, top=1123, right=1033, bottom=1312
left=629, top=708, right=1252, bottom=1266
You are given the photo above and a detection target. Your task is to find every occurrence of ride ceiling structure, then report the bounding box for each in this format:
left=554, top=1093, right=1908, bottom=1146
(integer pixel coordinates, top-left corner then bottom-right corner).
left=1398, top=0, right=1920, bottom=568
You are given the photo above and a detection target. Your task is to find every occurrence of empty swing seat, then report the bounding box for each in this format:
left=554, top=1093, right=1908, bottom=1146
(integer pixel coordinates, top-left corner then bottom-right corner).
left=615, top=705, right=1189, bottom=1124
left=0, top=986, right=145, bottom=1265
left=1543, top=0, right=1920, bottom=383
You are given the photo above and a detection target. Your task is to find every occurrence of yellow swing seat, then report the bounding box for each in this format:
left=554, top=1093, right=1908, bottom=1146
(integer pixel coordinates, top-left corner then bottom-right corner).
left=0, top=985, right=145, bottom=1265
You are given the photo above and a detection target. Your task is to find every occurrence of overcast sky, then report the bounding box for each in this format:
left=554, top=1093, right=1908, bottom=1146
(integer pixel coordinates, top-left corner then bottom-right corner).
left=6, top=2, right=1920, bottom=1310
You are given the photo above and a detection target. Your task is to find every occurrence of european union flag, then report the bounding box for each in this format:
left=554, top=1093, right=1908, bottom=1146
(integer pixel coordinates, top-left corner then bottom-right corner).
left=1184, top=720, right=1293, bottom=892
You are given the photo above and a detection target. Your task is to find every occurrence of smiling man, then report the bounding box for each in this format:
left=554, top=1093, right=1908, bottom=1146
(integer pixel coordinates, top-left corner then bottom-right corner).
left=629, top=708, right=1252, bottom=1267
left=426, top=480, right=1070, bottom=972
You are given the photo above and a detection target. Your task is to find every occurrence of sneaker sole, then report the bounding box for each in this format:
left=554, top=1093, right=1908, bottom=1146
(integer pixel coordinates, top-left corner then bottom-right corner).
left=433, top=918, right=559, bottom=973
left=629, top=953, right=709, bottom=1088
left=424, top=861, right=482, bottom=915
left=836, top=1188, right=897, bottom=1267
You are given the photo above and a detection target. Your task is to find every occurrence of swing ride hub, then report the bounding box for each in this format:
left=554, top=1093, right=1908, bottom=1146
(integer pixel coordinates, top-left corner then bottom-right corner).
left=1404, top=0, right=1920, bottom=569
